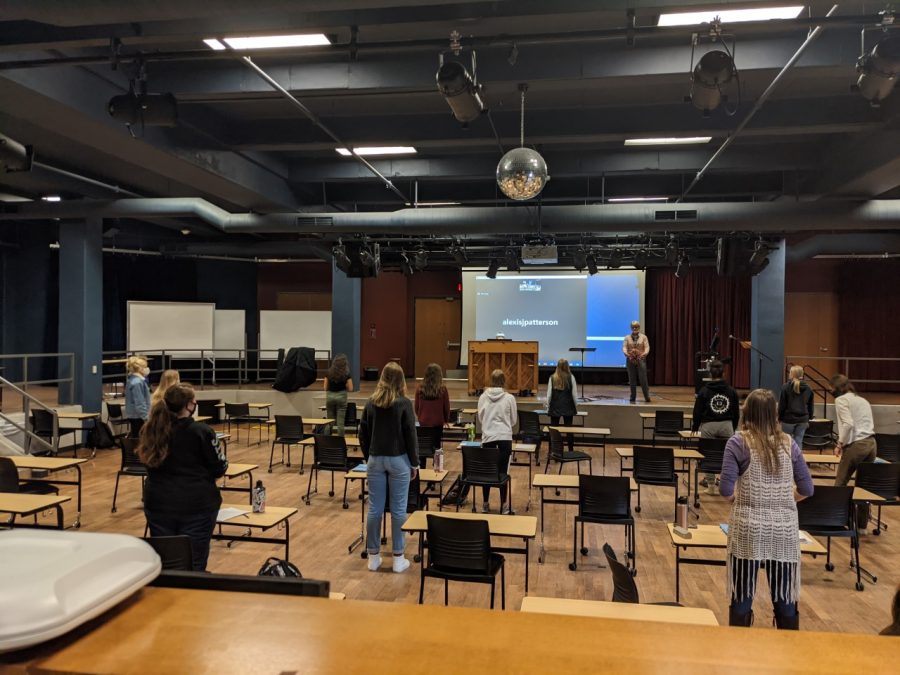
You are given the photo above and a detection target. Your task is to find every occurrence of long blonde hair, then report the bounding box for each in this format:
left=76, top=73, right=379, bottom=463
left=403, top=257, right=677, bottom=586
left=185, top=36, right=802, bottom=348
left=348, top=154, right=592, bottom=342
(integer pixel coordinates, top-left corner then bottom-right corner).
left=789, top=365, right=804, bottom=395
left=551, top=359, right=572, bottom=390
left=419, top=363, right=445, bottom=399
left=138, top=384, right=195, bottom=468
left=739, top=389, right=789, bottom=474
left=127, top=355, right=147, bottom=375
left=151, top=369, right=181, bottom=406
left=371, top=362, right=407, bottom=408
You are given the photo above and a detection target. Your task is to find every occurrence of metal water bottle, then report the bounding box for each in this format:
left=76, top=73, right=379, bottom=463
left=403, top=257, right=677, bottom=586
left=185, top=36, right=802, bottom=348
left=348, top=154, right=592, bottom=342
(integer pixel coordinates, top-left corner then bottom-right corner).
left=433, top=447, right=444, bottom=472
left=252, top=480, right=266, bottom=514
left=675, top=496, right=689, bottom=530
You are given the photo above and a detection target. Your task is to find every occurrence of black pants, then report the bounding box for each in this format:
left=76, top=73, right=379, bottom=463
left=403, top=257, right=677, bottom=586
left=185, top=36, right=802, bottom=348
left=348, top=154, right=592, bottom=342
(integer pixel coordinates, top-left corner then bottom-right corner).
left=128, top=418, right=145, bottom=438
left=145, top=509, right=218, bottom=571
left=481, top=440, right=512, bottom=504
left=549, top=415, right=574, bottom=451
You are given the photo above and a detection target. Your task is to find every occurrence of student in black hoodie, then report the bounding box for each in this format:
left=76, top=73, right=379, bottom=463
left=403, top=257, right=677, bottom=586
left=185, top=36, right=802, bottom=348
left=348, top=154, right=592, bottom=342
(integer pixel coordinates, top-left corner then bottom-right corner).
left=778, top=365, right=815, bottom=448
left=692, top=360, right=740, bottom=495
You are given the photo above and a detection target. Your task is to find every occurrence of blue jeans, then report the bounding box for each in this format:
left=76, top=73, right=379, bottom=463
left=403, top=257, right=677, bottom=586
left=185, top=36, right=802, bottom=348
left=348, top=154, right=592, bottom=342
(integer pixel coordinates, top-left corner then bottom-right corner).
left=145, top=509, right=218, bottom=572
left=781, top=422, right=808, bottom=449
left=730, top=558, right=797, bottom=618
left=366, top=455, right=411, bottom=555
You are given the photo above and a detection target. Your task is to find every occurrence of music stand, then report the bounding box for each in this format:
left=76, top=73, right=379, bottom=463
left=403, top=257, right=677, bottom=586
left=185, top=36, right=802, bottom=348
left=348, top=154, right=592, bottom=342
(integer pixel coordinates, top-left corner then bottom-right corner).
left=568, top=347, right=596, bottom=402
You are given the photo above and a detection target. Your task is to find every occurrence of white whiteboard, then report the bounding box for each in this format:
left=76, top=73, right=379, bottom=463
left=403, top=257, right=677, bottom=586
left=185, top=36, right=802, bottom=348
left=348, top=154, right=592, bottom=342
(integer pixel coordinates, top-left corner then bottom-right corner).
left=213, top=309, right=246, bottom=358
left=127, top=301, right=215, bottom=358
left=259, top=310, right=331, bottom=355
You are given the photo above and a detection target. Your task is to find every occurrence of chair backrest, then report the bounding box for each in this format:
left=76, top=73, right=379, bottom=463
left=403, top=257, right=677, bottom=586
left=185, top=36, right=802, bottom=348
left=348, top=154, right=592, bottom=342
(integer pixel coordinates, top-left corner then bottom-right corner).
left=0, top=457, right=21, bottom=493
left=30, top=409, right=56, bottom=436
left=602, top=543, right=640, bottom=603
left=274, top=415, right=304, bottom=440
left=797, top=485, right=854, bottom=530
left=149, top=570, right=329, bottom=597
left=579, top=475, right=631, bottom=519
left=654, top=410, right=684, bottom=433
left=426, top=514, right=492, bottom=573
left=196, top=399, right=221, bottom=419
left=633, top=446, right=675, bottom=483
left=803, top=419, right=834, bottom=449
left=143, top=535, right=193, bottom=571
left=313, top=434, right=349, bottom=469
left=461, top=445, right=501, bottom=483
left=416, top=426, right=439, bottom=455
left=344, top=402, right=359, bottom=425
left=120, top=437, right=145, bottom=471
left=547, top=427, right=566, bottom=459
left=874, top=433, right=900, bottom=464
left=517, top=410, right=541, bottom=438
left=106, top=402, right=124, bottom=420
left=224, top=402, right=250, bottom=417
left=697, top=437, right=727, bottom=472
left=855, top=462, right=900, bottom=500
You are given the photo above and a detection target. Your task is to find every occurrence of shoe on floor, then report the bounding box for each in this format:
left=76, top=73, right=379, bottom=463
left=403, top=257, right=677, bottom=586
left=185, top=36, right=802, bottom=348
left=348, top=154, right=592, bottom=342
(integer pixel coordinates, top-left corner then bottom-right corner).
left=392, top=556, right=410, bottom=573
left=705, top=484, right=719, bottom=495
left=629, top=399, right=636, bottom=404
left=644, top=397, right=651, bottom=403
left=700, top=478, right=709, bottom=488
left=501, top=504, right=511, bottom=515
left=481, top=503, right=490, bottom=513
left=367, top=554, right=382, bottom=572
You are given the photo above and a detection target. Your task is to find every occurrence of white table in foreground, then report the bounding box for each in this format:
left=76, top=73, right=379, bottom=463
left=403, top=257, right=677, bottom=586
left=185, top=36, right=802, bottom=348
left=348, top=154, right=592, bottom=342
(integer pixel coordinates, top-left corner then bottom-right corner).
left=520, top=596, right=719, bottom=626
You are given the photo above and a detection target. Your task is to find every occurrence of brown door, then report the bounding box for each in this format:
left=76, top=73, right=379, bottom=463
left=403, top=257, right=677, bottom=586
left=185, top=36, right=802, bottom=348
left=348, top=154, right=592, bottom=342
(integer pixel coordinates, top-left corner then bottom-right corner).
left=414, top=298, right=461, bottom=377
left=784, top=292, right=839, bottom=380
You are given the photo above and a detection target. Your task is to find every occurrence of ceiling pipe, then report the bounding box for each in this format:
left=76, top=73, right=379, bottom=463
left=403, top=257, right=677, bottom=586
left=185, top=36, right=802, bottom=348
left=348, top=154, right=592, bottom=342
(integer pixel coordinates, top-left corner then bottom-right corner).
left=786, top=233, right=900, bottom=262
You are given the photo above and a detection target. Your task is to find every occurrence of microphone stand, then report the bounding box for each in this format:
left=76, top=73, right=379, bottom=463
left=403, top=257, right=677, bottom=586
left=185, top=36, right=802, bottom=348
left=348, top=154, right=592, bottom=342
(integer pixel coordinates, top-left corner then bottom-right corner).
left=730, top=336, right=773, bottom=389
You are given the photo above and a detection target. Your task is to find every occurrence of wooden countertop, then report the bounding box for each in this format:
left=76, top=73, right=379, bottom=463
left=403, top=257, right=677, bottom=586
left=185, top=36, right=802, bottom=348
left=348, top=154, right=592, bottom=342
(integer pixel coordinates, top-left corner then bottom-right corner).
left=521, top=596, right=718, bottom=626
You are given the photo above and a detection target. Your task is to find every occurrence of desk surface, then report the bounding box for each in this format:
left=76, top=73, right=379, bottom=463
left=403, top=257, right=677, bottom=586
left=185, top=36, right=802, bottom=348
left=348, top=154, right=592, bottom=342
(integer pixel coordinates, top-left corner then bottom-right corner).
left=678, top=430, right=700, bottom=439
left=217, top=503, right=297, bottom=528
left=56, top=412, right=100, bottom=420
left=616, top=447, right=704, bottom=460
left=547, top=426, right=611, bottom=435
left=194, top=415, right=213, bottom=423
left=520, top=596, right=718, bottom=626
left=532, top=474, right=638, bottom=491
left=6, top=455, right=87, bottom=471
left=640, top=412, right=693, bottom=419
left=853, top=487, right=886, bottom=502
left=224, top=463, right=258, bottom=478
left=0, top=493, right=71, bottom=514
left=666, top=523, right=828, bottom=554
left=402, top=510, right=537, bottom=538
left=455, top=442, right=537, bottom=454
left=343, top=468, right=448, bottom=482
left=298, top=435, right=361, bottom=447
left=215, top=402, right=272, bottom=408
left=804, top=453, right=841, bottom=465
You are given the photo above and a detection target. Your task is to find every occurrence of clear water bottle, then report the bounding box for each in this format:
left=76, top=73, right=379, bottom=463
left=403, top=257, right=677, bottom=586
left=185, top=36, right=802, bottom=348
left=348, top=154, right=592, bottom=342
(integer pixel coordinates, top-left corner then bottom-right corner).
left=252, top=480, right=266, bottom=514
left=466, top=423, right=476, bottom=442
left=433, top=447, right=444, bottom=472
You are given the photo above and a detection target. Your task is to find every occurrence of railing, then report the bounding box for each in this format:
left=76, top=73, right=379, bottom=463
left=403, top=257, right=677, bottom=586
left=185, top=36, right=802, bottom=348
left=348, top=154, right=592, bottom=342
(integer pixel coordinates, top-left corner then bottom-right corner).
left=784, top=355, right=900, bottom=387
left=0, top=375, right=59, bottom=454
left=800, top=364, right=834, bottom=419
left=0, top=352, right=75, bottom=402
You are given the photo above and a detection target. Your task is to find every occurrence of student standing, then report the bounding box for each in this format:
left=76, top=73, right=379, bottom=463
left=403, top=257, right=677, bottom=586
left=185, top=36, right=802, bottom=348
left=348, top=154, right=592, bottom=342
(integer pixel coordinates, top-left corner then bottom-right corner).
left=125, top=356, right=151, bottom=438
left=324, top=354, right=354, bottom=436
left=831, top=374, right=877, bottom=487
left=415, top=363, right=451, bottom=466
left=359, top=362, right=418, bottom=573
left=138, top=384, right=227, bottom=572
left=547, top=358, right=577, bottom=452
left=692, top=360, right=740, bottom=494
left=151, top=369, right=180, bottom=408
left=477, top=369, right=518, bottom=514
left=719, top=389, right=814, bottom=629
left=779, top=366, right=814, bottom=448
left=622, top=320, right=651, bottom=403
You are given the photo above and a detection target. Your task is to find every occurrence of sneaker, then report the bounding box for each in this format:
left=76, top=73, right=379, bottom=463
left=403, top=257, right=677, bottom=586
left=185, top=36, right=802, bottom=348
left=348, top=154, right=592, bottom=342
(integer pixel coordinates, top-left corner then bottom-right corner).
left=367, top=553, right=382, bottom=571
left=481, top=503, right=490, bottom=513
left=705, top=483, right=718, bottom=495
left=644, top=397, right=651, bottom=403
left=392, top=556, right=410, bottom=574
left=629, top=398, right=636, bottom=404
left=501, top=504, right=511, bottom=515
left=700, top=478, right=709, bottom=488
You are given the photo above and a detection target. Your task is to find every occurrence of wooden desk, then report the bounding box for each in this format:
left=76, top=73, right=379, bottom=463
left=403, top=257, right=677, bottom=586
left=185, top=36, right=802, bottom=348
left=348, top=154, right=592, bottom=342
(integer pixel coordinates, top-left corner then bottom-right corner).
left=56, top=411, right=100, bottom=456
left=521, top=596, right=718, bottom=626
left=7, top=455, right=87, bottom=528
left=0, top=493, right=71, bottom=529
left=455, top=442, right=538, bottom=511
left=57, top=412, right=101, bottom=420
left=194, top=415, right=213, bottom=424
left=221, top=463, right=258, bottom=505
left=217, top=403, right=272, bottom=444
left=402, top=510, right=538, bottom=591
left=804, top=453, right=841, bottom=479
left=215, top=432, right=231, bottom=458
left=666, top=523, right=827, bottom=602
left=298, top=435, right=361, bottom=447
left=547, top=426, right=612, bottom=468
left=214, top=503, right=298, bottom=561
left=215, top=402, right=272, bottom=409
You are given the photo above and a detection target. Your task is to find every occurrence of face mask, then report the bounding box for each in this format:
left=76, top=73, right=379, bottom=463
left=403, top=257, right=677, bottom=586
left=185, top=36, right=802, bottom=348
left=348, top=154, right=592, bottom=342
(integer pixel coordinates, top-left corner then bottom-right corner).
left=141, top=367, right=150, bottom=376
left=187, top=403, right=197, bottom=416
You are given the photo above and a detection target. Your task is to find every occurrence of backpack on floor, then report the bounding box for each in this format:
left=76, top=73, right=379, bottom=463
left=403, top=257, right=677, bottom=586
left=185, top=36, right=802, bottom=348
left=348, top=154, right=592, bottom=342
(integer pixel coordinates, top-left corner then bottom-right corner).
left=258, top=557, right=302, bottom=578
left=440, top=475, right=470, bottom=507
left=88, top=421, right=116, bottom=449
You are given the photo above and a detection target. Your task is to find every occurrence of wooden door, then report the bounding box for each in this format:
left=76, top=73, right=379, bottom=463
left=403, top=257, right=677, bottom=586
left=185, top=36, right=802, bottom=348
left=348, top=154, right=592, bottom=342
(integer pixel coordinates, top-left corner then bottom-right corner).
left=414, top=298, right=461, bottom=377
left=784, top=292, right=839, bottom=380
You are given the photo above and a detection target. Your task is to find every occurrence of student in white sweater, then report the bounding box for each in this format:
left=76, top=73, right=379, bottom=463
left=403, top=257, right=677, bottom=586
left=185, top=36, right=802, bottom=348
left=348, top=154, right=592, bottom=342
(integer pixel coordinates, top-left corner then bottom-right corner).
left=831, top=374, right=877, bottom=487
left=477, top=369, right=518, bottom=514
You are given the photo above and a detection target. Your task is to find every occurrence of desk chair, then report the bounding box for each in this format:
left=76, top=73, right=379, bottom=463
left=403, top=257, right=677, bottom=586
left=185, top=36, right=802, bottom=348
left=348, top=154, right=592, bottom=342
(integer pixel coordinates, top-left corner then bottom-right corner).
left=223, top=403, right=256, bottom=443
left=652, top=411, right=684, bottom=446
left=569, top=475, right=635, bottom=574
left=874, top=433, right=900, bottom=464
left=416, top=426, right=440, bottom=469
left=104, top=402, right=129, bottom=441
left=633, top=446, right=678, bottom=518
left=460, top=445, right=511, bottom=514
left=694, top=437, right=727, bottom=507
left=196, top=399, right=222, bottom=424
left=517, top=409, right=543, bottom=465
left=149, top=570, right=329, bottom=597
left=269, top=415, right=306, bottom=473
left=29, top=409, right=65, bottom=456
left=855, top=462, right=900, bottom=536
left=343, top=402, right=360, bottom=435
left=603, top=543, right=680, bottom=606
left=418, top=514, right=505, bottom=609
left=0, top=456, right=60, bottom=497
left=803, top=420, right=835, bottom=453
left=797, top=485, right=865, bottom=591
left=305, top=435, right=352, bottom=507
left=111, top=437, right=148, bottom=513
left=143, top=535, right=193, bottom=571
left=544, top=427, right=592, bottom=476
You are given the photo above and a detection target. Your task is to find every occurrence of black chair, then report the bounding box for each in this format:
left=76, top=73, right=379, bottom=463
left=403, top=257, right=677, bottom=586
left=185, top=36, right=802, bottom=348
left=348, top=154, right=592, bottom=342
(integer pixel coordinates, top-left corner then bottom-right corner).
left=855, top=462, right=900, bottom=535
left=29, top=409, right=60, bottom=455
left=460, top=445, right=511, bottom=514
left=694, top=437, right=727, bottom=507
left=343, top=402, right=360, bottom=434
left=269, top=415, right=306, bottom=473
left=569, top=475, right=635, bottom=573
left=418, top=514, right=505, bottom=609
left=544, top=427, right=592, bottom=475
left=874, top=433, right=900, bottom=464
left=652, top=410, right=684, bottom=446
left=633, top=446, right=678, bottom=517
left=111, top=437, right=148, bottom=513
left=517, top=409, right=543, bottom=465
left=224, top=402, right=256, bottom=443
left=602, top=543, right=681, bottom=606
left=149, top=570, right=329, bottom=597
left=196, top=398, right=222, bottom=424
left=0, top=456, right=60, bottom=496
left=797, top=485, right=864, bottom=591
left=143, top=535, right=193, bottom=571
left=305, top=435, right=352, bottom=506
left=105, top=402, right=129, bottom=441
left=803, top=419, right=835, bottom=452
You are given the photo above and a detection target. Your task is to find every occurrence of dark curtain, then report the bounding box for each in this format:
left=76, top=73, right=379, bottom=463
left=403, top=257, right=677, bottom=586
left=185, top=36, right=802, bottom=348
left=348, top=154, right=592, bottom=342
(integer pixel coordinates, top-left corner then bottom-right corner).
left=646, top=268, right=751, bottom=389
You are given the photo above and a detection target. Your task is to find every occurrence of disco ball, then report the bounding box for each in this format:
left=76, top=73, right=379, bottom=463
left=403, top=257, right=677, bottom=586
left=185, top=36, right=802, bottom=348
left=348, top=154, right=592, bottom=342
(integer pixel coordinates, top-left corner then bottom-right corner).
left=496, top=147, right=549, bottom=201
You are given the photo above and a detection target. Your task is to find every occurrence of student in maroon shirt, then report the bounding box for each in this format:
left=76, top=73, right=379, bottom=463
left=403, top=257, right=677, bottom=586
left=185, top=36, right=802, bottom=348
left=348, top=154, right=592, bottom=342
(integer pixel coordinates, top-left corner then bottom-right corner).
left=414, top=363, right=451, bottom=462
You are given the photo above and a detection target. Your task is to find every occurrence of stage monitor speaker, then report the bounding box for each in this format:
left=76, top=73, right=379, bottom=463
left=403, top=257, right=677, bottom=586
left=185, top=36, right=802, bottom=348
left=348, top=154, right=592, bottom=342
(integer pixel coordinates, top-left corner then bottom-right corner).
left=717, top=237, right=749, bottom=276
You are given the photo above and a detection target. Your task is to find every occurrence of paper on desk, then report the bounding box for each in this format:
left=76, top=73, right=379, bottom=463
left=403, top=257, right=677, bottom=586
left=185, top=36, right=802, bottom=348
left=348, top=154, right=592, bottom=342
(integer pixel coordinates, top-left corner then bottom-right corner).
left=217, top=507, right=250, bottom=521
left=460, top=441, right=482, bottom=448
left=351, top=463, right=367, bottom=472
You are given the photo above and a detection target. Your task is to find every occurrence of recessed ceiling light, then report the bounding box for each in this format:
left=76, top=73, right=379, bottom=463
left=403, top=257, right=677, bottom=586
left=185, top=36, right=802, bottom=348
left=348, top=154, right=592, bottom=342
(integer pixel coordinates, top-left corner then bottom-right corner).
left=206, top=34, right=331, bottom=50
left=336, top=146, right=417, bottom=156
left=624, top=137, right=712, bottom=146
left=658, top=6, right=804, bottom=27
left=41, top=195, right=62, bottom=202
left=607, top=197, right=669, bottom=203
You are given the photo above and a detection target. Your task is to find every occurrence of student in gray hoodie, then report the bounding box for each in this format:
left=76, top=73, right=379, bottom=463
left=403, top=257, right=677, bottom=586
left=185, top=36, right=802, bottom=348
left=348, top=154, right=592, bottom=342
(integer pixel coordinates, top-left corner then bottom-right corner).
left=476, top=369, right=518, bottom=514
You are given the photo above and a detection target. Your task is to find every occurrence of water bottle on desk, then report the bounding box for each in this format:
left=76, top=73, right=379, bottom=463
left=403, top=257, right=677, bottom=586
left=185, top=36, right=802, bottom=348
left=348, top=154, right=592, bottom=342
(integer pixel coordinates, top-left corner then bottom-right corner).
left=466, top=423, right=476, bottom=442
left=252, top=480, right=266, bottom=514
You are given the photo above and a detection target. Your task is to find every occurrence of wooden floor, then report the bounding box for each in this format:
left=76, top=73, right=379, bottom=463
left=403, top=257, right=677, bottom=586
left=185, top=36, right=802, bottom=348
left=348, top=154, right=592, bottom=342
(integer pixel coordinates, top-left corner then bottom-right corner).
left=18, top=427, right=898, bottom=636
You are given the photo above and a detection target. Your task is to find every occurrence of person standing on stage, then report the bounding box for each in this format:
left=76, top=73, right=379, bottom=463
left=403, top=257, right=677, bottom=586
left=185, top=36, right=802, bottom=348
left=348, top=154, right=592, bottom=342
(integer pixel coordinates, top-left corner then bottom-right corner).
left=623, top=321, right=651, bottom=403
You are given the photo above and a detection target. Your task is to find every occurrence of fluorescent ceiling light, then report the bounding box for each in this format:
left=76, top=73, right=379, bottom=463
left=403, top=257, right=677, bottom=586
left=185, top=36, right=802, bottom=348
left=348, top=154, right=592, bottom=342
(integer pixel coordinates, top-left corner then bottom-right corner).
left=336, top=146, right=417, bottom=156
left=607, top=197, right=668, bottom=203
left=658, top=6, right=804, bottom=26
left=405, top=201, right=461, bottom=206
left=41, top=195, right=62, bottom=202
left=624, top=136, right=712, bottom=146
left=206, top=34, right=331, bottom=50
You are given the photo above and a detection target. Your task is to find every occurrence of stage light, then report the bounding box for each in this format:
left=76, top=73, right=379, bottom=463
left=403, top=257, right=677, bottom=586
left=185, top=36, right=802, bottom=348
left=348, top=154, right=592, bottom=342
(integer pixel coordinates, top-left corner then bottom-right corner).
left=486, top=258, right=499, bottom=279
left=0, top=132, right=33, bottom=173
left=399, top=252, right=414, bottom=276
left=436, top=59, right=485, bottom=125
left=448, top=244, right=468, bottom=265
left=332, top=242, right=352, bottom=273
left=413, top=247, right=428, bottom=271
left=607, top=250, right=622, bottom=269
left=586, top=253, right=598, bottom=276
left=658, top=6, right=804, bottom=26
left=854, top=35, right=900, bottom=107
left=497, top=84, right=549, bottom=201
left=749, top=240, right=770, bottom=273
left=108, top=92, right=178, bottom=127
left=505, top=248, right=520, bottom=272
left=688, top=50, right=735, bottom=116
left=572, top=249, right=587, bottom=271
left=665, top=237, right=679, bottom=266
left=607, top=196, right=668, bottom=203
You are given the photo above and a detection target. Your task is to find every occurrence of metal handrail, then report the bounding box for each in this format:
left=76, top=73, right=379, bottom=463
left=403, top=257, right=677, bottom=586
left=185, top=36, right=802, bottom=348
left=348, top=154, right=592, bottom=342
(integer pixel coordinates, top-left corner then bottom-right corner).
left=784, top=355, right=900, bottom=386
left=0, top=375, right=59, bottom=454
left=0, top=351, right=75, bottom=401
left=800, top=364, right=833, bottom=419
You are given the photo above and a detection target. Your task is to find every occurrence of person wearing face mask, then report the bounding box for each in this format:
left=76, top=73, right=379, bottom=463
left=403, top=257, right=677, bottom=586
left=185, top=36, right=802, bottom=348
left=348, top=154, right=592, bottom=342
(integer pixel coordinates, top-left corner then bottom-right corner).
left=623, top=320, right=651, bottom=403
left=125, top=356, right=152, bottom=438
left=138, top=383, right=227, bottom=572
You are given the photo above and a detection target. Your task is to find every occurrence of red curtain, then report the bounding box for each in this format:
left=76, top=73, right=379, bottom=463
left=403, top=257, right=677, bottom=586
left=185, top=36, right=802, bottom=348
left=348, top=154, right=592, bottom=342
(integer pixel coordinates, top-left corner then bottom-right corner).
left=646, top=268, right=751, bottom=389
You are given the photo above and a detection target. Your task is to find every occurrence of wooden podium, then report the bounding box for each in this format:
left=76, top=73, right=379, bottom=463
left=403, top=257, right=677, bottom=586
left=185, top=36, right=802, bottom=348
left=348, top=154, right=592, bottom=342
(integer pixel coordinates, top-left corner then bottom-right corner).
left=467, top=340, right=539, bottom=395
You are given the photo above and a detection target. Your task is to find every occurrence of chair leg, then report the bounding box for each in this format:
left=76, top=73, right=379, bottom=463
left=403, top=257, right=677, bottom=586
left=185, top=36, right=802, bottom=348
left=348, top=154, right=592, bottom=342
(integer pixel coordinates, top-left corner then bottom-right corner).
left=501, top=562, right=506, bottom=610
left=305, top=467, right=314, bottom=505
left=490, top=579, right=495, bottom=610
left=588, top=458, right=593, bottom=476
left=635, top=484, right=642, bottom=513
left=570, top=516, right=578, bottom=571
left=329, top=472, right=335, bottom=498
left=342, top=478, right=349, bottom=509
left=268, top=441, right=276, bottom=472
left=286, top=444, right=291, bottom=467
left=111, top=473, right=121, bottom=513
left=444, top=579, right=449, bottom=606
left=853, top=534, right=863, bottom=591
left=418, top=569, right=426, bottom=604
left=299, top=446, right=306, bottom=475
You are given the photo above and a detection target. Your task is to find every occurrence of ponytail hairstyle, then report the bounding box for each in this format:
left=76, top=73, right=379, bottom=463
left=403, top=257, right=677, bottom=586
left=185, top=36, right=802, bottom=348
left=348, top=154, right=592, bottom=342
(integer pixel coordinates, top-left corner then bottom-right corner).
left=138, top=384, right=195, bottom=468
left=551, top=359, right=572, bottom=390
left=371, top=362, right=407, bottom=409
left=789, top=365, right=804, bottom=395
left=151, top=369, right=181, bottom=406
left=739, top=389, right=789, bottom=475
left=420, top=363, right=444, bottom=400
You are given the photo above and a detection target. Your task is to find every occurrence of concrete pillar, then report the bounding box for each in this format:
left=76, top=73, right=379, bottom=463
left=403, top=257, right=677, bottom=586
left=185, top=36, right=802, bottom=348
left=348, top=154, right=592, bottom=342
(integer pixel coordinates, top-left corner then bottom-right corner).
left=331, top=263, right=361, bottom=382
left=750, top=239, right=786, bottom=394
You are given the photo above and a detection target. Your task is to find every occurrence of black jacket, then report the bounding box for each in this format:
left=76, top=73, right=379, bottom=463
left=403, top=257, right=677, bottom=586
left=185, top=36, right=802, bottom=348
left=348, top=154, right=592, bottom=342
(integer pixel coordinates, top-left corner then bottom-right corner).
left=778, top=381, right=814, bottom=424
left=360, top=397, right=419, bottom=467
left=692, top=379, right=740, bottom=431
left=143, top=418, right=228, bottom=515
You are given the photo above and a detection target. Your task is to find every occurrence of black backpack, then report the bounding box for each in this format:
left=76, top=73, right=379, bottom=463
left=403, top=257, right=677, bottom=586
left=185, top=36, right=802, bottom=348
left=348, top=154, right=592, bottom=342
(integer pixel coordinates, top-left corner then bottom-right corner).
left=258, top=557, right=302, bottom=578
left=88, top=421, right=116, bottom=449
left=440, top=475, right=470, bottom=507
